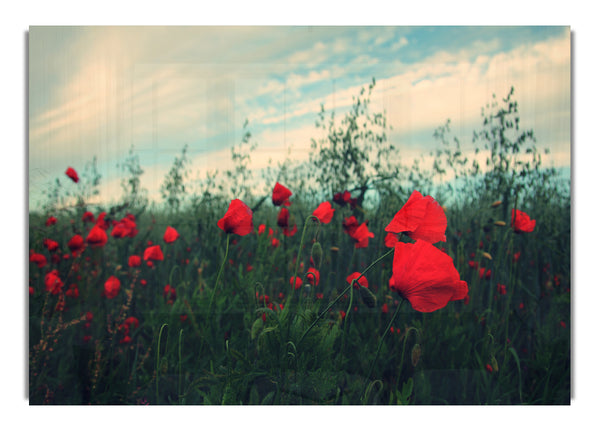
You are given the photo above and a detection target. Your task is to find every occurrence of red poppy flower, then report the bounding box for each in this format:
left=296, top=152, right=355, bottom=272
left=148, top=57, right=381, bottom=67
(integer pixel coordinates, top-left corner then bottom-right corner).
left=44, top=269, right=64, bottom=295
left=45, top=216, right=57, bottom=226
left=381, top=303, right=389, bottom=313
left=385, top=190, right=447, bottom=244
left=103, top=276, right=121, bottom=299
left=343, top=216, right=359, bottom=236
left=346, top=272, right=368, bottom=289
left=312, top=201, right=335, bottom=224
left=306, top=268, right=320, bottom=286
left=511, top=209, right=536, bottom=233
left=30, top=252, right=47, bottom=268
left=143, top=245, right=164, bottom=261
left=389, top=240, right=468, bottom=313
left=217, top=199, right=254, bottom=236
left=258, top=224, right=266, bottom=235
left=384, top=232, right=399, bottom=248
left=128, top=255, right=141, bottom=267
left=65, top=284, right=79, bottom=298
left=277, top=207, right=290, bottom=228
left=272, top=182, right=292, bottom=206
left=163, top=285, right=177, bottom=302
left=111, top=217, right=138, bottom=238
left=497, top=284, right=507, bottom=295
left=348, top=221, right=375, bottom=248
left=271, top=237, right=280, bottom=248
left=82, top=211, right=95, bottom=223
left=65, top=167, right=79, bottom=183
left=87, top=225, right=108, bottom=247
left=95, top=212, right=109, bottom=230
left=43, top=238, right=59, bottom=252
left=290, top=276, right=302, bottom=290
left=67, top=234, right=84, bottom=254
left=283, top=224, right=298, bottom=237
left=163, top=226, right=179, bottom=243
left=123, top=316, right=139, bottom=331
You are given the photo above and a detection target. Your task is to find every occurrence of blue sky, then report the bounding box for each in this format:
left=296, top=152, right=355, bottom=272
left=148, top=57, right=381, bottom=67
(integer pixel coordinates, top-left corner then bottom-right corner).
left=28, top=25, right=571, bottom=210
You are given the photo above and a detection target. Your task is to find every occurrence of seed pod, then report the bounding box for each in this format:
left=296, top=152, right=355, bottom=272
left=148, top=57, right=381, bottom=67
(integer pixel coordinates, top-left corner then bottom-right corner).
left=482, top=252, right=493, bottom=260
left=311, top=242, right=323, bottom=269
left=491, top=200, right=502, bottom=208
left=494, top=220, right=506, bottom=227
left=411, top=343, right=422, bottom=367
left=491, top=356, right=499, bottom=372
left=359, top=286, right=377, bottom=308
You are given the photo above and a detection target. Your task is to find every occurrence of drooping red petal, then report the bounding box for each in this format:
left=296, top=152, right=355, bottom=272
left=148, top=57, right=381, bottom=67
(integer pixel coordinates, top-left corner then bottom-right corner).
left=217, top=199, right=254, bottom=236
left=272, top=182, right=292, bottom=206
left=385, top=190, right=447, bottom=243
left=312, top=201, right=335, bottom=224
left=390, top=240, right=468, bottom=313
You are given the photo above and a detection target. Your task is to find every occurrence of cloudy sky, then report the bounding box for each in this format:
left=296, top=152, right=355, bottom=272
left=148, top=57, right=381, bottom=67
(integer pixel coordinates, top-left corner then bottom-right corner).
left=28, top=25, right=570, bottom=210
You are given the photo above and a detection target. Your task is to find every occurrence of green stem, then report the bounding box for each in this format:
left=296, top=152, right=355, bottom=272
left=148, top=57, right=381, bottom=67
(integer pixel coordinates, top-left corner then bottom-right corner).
left=208, top=234, right=230, bottom=314
left=298, top=247, right=395, bottom=346
left=362, top=299, right=404, bottom=403
left=156, top=323, right=168, bottom=404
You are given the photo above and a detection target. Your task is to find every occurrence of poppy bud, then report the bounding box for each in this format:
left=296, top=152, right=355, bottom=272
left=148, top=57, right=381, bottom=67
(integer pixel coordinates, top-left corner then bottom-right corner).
left=311, top=242, right=323, bottom=269
left=491, top=356, right=499, bottom=372
left=482, top=252, right=492, bottom=260
left=359, top=286, right=377, bottom=308
left=411, top=343, right=422, bottom=367
left=491, top=200, right=502, bottom=208
left=330, top=246, right=339, bottom=253
left=494, top=220, right=506, bottom=227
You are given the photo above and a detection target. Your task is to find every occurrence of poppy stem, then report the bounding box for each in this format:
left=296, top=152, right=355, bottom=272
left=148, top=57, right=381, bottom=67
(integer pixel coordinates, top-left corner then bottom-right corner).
left=298, top=247, right=394, bottom=347
left=362, top=299, right=404, bottom=404
left=208, top=234, right=230, bottom=315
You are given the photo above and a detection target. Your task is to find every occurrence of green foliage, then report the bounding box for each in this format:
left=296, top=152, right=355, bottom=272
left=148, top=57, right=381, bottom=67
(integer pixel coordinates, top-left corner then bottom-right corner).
left=160, top=144, right=190, bottom=212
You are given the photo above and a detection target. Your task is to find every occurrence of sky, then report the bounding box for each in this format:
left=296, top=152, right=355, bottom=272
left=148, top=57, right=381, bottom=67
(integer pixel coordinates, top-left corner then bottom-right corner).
left=28, top=25, right=571, bottom=210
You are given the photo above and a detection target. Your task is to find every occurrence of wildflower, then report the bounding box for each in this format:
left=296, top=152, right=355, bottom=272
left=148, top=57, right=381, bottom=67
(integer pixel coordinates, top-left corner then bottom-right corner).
left=163, top=226, right=179, bottom=243
left=277, top=207, right=290, bottom=228
left=67, top=234, right=85, bottom=254
left=123, top=316, right=140, bottom=332
left=111, top=216, right=138, bottom=238
left=103, top=276, right=121, bottom=299
left=65, top=167, right=79, bottom=183
left=45, top=216, right=57, bottom=226
left=163, top=285, right=176, bottom=303
left=258, top=224, right=266, bottom=235
left=381, top=303, right=389, bottom=313
left=290, top=276, right=302, bottom=290
left=86, top=225, right=108, bottom=247
left=306, top=268, right=320, bottom=286
left=389, top=240, right=468, bottom=313
left=82, top=211, right=95, bottom=223
left=95, top=212, right=109, bottom=230
left=348, top=221, right=375, bottom=248
left=312, top=201, right=335, bottom=224
left=143, top=245, right=164, bottom=261
left=44, top=269, right=64, bottom=295
left=128, top=255, right=141, bottom=267
left=65, top=283, right=79, bottom=298
left=513, top=251, right=521, bottom=262
left=384, top=232, right=399, bottom=248
left=346, top=272, right=368, bottom=290
left=385, top=190, right=447, bottom=244
left=271, top=237, right=280, bottom=248
left=43, top=238, right=59, bottom=252
left=511, top=209, right=536, bottom=233
left=283, top=224, right=298, bottom=237
left=217, top=199, right=254, bottom=236
left=485, top=364, right=494, bottom=373
left=497, top=284, right=507, bottom=295
left=272, top=182, right=292, bottom=206
left=30, top=252, right=47, bottom=268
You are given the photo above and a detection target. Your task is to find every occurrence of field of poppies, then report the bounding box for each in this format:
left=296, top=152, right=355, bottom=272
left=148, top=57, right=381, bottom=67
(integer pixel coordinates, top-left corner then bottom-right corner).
left=28, top=85, right=570, bottom=405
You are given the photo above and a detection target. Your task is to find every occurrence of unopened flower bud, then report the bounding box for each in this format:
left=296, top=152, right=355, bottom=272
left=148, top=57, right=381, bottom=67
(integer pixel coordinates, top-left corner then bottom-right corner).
left=491, top=356, right=499, bottom=372
left=494, top=220, right=506, bottom=227
left=491, top=200, right=502, bottom=208
left=411, top=343, right=422, bottom=367
left=360, top=286, right=377, bottom=308
left=311, top=242, right=323, bottom=269
left=482, top=252, right=492, bottom=260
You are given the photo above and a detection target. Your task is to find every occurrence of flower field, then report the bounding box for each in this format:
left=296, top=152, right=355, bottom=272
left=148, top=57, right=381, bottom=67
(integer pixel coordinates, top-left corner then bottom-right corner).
left=28, top=86, right=570, bottom=405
